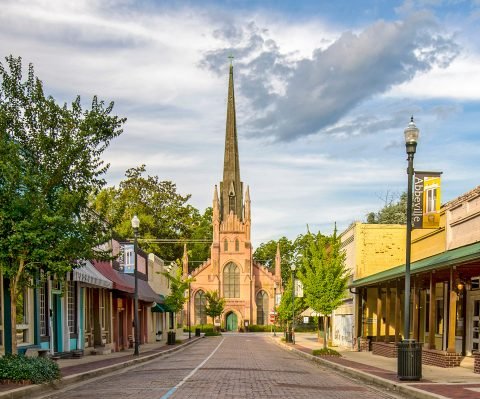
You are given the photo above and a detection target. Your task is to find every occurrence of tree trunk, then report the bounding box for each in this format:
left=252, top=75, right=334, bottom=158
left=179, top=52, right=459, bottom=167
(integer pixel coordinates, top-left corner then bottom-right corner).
left=10, top=259, right=26, bottom=355
left=317, top=317, right=321, bottom=342
left=323, top=317, right=328, bottom=349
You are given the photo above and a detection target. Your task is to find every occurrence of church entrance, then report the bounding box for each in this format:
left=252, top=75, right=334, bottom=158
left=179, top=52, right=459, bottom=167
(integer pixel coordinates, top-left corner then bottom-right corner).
left=226, top=312, right=238, bottom=331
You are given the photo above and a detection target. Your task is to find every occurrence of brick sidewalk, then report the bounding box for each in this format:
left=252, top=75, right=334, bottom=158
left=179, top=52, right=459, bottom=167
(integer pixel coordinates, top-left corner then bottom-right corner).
left=281, top=337, right=480, bottom=399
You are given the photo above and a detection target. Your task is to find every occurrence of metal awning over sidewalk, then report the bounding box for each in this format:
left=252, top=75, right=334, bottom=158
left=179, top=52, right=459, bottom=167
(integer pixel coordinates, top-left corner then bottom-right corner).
left=73, top=260, right=113, bottom=289
left=350, top=241, right=480, bottom=288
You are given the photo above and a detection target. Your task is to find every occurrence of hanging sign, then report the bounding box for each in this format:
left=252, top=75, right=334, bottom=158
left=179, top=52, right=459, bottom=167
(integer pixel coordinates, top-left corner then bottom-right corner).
left=413, top=171, right=442, bottom=229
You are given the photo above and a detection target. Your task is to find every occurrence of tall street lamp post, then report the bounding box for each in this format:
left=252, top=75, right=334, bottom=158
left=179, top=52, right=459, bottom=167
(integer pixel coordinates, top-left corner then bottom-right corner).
left=131, top=215, right=140, bottom=356
left=188, top=274, right=191, bottom=339
left=403, top=117, right=419, bottom=341
left=291, top=264, right=296, bottom=344
left=273, top=282, right=277, bottom=337
left=398, top=117, right=422, bottom=381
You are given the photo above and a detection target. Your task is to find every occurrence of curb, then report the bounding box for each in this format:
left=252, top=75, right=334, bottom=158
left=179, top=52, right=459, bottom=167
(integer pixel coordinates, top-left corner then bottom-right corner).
left=272, top=338, right=447, bottom=399
left=0, top=337, right=203, bottom=399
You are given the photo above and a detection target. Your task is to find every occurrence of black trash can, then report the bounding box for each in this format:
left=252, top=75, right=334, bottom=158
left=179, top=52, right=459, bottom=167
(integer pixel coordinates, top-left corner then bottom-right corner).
left=167, top=331, right=176, bottom=345
left=195, top=328, right=201, bottom=337
left=397, top=340, right=422, bottom=381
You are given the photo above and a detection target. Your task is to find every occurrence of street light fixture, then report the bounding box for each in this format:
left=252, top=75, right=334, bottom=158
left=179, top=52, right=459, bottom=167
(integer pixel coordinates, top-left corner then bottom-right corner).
left=290, top=264, right=296, bottom=344
left=188, top=274, right=192, bottom=339
left=131, top=215, right=140, bottom=356
left=397, top=117, right=422, bottom=381
left=403, top=117, right=419, bottom=341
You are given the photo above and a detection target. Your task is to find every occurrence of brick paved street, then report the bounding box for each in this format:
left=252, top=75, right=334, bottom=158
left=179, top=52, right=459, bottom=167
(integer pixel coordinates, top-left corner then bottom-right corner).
left=38, top=334, right=405, bottom=399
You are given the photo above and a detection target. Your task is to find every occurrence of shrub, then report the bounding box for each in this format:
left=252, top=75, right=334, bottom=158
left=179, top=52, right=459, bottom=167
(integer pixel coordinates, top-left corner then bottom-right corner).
left=312, top=348, right=341, bottom=357
left=190, top=324, right=215, bottom=333
left=204, top=331, right=221, bottom=336
left=246, top=324, right=271, bottom=332
left=0, top=355, right=60, bottom=384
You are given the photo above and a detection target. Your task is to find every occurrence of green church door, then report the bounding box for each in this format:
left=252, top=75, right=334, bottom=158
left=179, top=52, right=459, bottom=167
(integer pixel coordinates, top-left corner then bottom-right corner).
left=226, top=312, right=238, bottom=331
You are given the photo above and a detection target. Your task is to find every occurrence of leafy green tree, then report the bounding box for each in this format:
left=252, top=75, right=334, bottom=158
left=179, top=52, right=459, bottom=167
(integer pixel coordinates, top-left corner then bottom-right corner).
left=92, top=165, right=211, bottom=263
left=298, top=228, right=349, bottom=348
left=276, top=277, right=304, bottom=332
left=366, top=192, right=407, bottom=224
left=188, top=207, right=213, bottom=271
left=253, top=236, right=295, bottom=284
left=0, top=56, right=125, bottom=353
left=204, top=290, right=225, bottom=329
left=162, top=267, right=193, bottom=328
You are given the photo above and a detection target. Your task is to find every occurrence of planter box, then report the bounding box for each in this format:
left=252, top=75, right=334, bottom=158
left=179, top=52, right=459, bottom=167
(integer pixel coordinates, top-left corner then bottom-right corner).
left=422, top=348, right=462, bottom=368
left=372, top=342, right=397, bottom=358
left=474, top=353, right=480, bottom=374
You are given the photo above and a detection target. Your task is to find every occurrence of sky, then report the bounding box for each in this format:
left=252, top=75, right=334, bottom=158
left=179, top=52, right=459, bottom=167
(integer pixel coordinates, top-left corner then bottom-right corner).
left=1, top=0, right=480, bottom=247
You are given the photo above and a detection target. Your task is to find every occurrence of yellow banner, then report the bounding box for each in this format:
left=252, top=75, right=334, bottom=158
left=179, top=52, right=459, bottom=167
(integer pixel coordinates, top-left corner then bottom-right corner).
left=413, top=172, right=442, bottom=229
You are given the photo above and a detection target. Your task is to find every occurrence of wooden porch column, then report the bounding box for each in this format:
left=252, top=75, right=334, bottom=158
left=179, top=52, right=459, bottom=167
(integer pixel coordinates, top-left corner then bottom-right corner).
left=447, top=268, right=457, bottom=353
left=412, top=277, right=419, bottom=341
left=395, top=280, right=401, bottom=343
left=428, top=272, right=436, bottom=349
left=385, top=285, right=391, bottom=342
left=362, top=288, right=367, bottom=338
left=376, top=287, right=382, bottom=341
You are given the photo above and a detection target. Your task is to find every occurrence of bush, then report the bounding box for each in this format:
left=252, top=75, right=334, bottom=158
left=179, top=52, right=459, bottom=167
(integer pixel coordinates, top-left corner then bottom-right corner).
left=204, top=331, right=221, bottom=336
left=189, top=324, right=215, bottom=333
left=312, top=348, right=341, bottom=357
left=246, top=325, right=271, bottom=332
left=0, top=355, right=60, bottom=384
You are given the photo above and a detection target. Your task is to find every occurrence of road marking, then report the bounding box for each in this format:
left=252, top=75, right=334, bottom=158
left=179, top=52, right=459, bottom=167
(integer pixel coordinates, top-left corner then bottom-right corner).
left=160, top=338, right=225, bottom=399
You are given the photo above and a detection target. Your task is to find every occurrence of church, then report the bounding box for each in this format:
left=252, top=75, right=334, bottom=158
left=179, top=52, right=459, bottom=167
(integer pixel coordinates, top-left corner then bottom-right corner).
left=183, top=64, right=282, bottom=331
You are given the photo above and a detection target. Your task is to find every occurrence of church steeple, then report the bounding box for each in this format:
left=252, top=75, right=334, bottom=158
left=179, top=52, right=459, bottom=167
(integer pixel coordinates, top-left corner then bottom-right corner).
left=220, top=63, right=243, bottom=222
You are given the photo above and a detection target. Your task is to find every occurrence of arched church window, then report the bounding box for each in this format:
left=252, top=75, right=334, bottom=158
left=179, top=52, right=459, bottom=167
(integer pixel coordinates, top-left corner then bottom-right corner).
left=224, top=239, right=228, bottom=252
left=235, top=239, right=239, bottom=252
left=256, top=290, right=269, bottom=325
left=194, top=290, right=207, bottom=325
left=223, top=263, right=240, bottom=298
left=229, top=195, right=235, bottom=214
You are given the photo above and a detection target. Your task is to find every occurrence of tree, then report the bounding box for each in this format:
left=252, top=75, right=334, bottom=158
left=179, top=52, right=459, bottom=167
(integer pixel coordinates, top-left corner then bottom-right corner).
left=0, top=56, right=125, bottom=353
left=188, top=207, right=213, bottom=270
left=298, top=228, right=349, bottom=348
left=92, top=165, right=212, bottom=263
left=204, top=290, right=225, bottom=329
left=162, top=266, right=193, bottom=328
left=275, top=277, right=304, bottom=332
left=366, top=192, right=407, bottom=224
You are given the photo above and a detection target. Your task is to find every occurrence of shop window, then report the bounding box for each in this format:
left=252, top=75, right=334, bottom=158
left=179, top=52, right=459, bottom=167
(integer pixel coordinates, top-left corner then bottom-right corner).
left=39, top=281, right=49, bottom=337
left=67, top=281, right=77, bottom=335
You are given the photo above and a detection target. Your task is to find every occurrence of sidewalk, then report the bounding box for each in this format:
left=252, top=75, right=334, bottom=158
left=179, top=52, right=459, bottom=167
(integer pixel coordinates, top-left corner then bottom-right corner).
left=274, top=333, right=480, bottom=399
left=0, top=334, right=202, bottom=399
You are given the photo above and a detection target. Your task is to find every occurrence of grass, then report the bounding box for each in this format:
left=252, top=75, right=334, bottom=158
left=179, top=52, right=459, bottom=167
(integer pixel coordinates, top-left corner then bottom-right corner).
left=312, top=348, right=341, bottom=357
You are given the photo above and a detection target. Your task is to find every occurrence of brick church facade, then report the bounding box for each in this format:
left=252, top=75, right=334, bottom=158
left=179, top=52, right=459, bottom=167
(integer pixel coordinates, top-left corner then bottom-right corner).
left=183, top=64, right=281, bottom=331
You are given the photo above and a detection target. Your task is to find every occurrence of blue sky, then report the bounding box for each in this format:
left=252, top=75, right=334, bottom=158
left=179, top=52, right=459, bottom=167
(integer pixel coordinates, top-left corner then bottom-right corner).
left=1, top=0, right=479, bottom=245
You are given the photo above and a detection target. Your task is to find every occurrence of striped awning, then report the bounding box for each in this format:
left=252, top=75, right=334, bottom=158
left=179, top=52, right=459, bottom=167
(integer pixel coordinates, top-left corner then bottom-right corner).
left=73, top=261, right=113, bottom=289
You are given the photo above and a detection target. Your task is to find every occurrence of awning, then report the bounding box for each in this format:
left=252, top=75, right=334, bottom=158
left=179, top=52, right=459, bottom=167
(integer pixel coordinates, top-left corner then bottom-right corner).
left=122, top=274, right=163, bottom=303
left=350, top=241, right=480, bottom=288
left=93, top=261, right=134, bottom=293
left=73, top=261, right=113, bottom=289
left=152, top=297, right=174, bottom=313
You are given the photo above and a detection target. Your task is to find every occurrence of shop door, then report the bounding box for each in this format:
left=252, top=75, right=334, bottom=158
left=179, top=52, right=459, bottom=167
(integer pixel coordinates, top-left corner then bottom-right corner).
left=472, top=299, right=480, bottom=353
left=226, top=312, right=237, bottom=331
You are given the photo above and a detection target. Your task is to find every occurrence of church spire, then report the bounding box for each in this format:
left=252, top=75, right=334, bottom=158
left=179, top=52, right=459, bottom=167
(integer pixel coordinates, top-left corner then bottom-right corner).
left=220, top=62, right=243, bottom=221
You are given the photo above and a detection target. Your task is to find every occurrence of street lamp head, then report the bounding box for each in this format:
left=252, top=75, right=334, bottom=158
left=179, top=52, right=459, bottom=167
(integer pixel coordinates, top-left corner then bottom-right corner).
left=404, top=116, right=419, bottom=155
left=290, top=264, right=296, bottom=271
left=131, top=214, right=140, bottom=230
